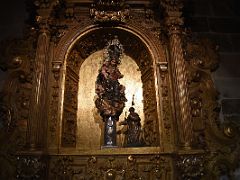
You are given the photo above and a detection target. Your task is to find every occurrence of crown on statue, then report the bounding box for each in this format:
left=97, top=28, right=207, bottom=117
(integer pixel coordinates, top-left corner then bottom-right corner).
left=103, top=36, right=124, bottom=63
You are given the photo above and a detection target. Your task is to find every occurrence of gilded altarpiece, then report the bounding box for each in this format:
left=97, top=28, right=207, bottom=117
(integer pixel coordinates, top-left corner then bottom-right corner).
left=0, top=0, right=240, bottom=179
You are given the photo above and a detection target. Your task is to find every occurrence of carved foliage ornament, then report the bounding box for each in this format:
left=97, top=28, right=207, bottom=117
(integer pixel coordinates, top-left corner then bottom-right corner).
left=184, top=37, right=220, bottom=148
left=177, top=155, right=205, bottom=179
left=86, top=155, right=171, bottom=179
left=90, top=0, right=130, bottom=22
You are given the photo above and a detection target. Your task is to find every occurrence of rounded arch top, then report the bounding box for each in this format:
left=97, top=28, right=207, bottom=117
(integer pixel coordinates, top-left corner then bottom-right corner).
left=54, top=23, right=166, bottom=70
left=58, top=23, right=164, bottom=148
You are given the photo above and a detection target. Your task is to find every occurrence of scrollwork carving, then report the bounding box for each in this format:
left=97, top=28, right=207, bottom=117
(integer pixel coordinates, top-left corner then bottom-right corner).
left=85, top=155, right=173, bottom=180
left=177, top=155, right=205, bottom=179
left=184, top=36, right=220, bottom=148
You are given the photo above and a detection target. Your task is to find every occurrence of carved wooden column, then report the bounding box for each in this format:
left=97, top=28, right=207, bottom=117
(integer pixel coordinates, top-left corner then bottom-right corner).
left=162, top=0, right=193, bottom=147
left=27, top=11, right=50, bottom=149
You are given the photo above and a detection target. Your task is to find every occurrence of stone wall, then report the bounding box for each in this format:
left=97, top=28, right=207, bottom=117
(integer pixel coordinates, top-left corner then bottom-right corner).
left=185, top=0, right=240, bottom=124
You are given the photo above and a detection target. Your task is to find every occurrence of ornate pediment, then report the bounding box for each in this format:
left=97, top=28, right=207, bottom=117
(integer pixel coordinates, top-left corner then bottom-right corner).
left=90, top=0, right=130, bottom=22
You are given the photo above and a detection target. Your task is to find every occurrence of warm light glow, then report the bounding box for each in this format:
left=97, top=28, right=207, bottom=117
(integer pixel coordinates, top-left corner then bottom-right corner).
left=77, top=50, right=144, bottom=150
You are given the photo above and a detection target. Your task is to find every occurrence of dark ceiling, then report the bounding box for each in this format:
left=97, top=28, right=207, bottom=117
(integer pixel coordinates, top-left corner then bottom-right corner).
left=0, top=0, right=28, bottom=41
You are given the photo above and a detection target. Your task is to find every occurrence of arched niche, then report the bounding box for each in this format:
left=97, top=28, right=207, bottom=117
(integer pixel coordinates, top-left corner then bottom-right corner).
left=77, top=51, right=144, bottom=149
left=60, top=27, right=161, bottom=149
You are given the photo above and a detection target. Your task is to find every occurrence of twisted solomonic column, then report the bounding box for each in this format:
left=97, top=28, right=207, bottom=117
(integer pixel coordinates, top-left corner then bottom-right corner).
left=162, top=0, right=193, bottom=147
left=27, top=17, right=50, bottom=149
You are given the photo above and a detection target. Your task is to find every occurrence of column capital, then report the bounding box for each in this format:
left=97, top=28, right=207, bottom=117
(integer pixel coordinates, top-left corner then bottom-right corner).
left=161, top=0, right=184, bottom=13
left=161, top=0, right=184, bottom=32
left=34, top=0, right=60, bottom=32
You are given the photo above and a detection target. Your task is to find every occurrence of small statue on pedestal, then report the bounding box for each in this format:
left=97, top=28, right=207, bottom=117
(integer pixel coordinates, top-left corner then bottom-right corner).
left=119, top=107, right=143, bottom=147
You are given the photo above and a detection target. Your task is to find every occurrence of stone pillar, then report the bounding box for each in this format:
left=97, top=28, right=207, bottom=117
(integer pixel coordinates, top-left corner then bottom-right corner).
left=162, top=0, right=193, bottom=147
left=27, top=14, right=50, bottom=149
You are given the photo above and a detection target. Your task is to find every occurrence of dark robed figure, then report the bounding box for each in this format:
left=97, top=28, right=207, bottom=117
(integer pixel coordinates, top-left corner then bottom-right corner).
left=119, top=107, right=142, bottom=147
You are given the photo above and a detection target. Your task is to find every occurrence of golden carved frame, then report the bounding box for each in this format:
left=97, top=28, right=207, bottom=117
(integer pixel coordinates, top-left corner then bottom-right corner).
left=0, top=0, right=240, bottom=179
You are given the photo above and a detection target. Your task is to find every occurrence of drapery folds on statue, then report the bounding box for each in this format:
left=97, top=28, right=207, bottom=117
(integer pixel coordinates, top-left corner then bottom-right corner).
left=95, top=36, right=127, bottom=147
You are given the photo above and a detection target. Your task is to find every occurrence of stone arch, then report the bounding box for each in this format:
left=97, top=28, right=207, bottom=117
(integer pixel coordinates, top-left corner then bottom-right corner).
left=54, top=24, right=166, bottom=148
